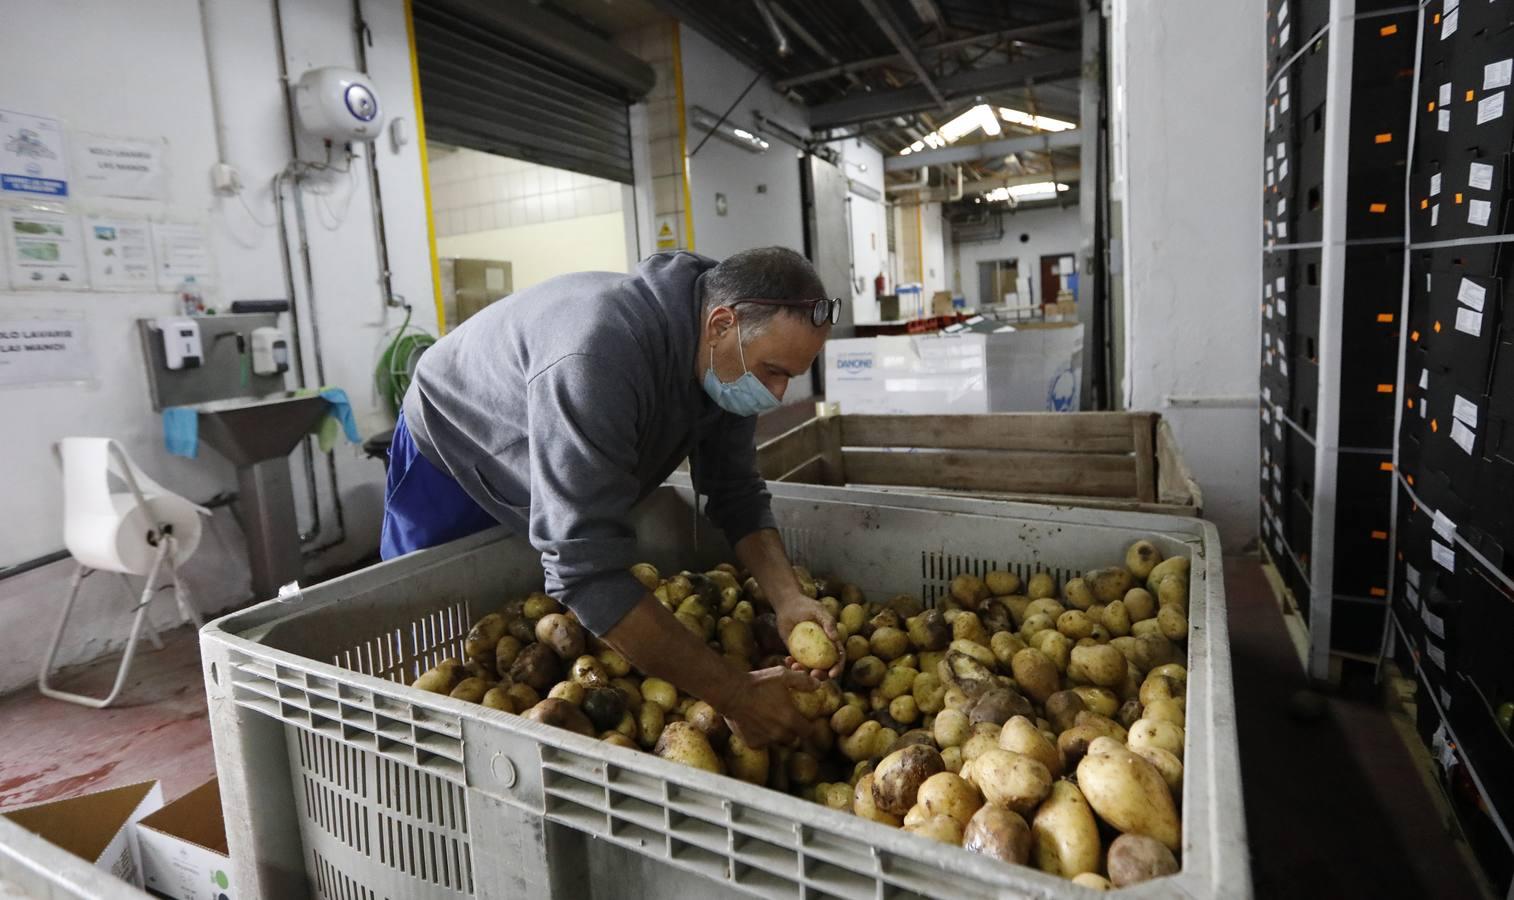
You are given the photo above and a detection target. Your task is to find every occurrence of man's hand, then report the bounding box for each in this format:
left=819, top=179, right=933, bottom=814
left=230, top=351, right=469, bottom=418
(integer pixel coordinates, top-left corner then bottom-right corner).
left=772, top=591, right=846, bottom=680
left=720, top=665, right=820, bottom=749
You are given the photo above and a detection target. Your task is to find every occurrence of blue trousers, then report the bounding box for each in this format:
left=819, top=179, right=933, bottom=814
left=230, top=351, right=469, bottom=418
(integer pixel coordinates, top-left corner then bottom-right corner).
left=380, top=412, right=499, bottom=559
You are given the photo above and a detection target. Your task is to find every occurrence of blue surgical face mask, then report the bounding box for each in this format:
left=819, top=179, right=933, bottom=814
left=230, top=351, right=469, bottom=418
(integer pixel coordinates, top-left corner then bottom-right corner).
left=702, top=316, right=781, bottom=417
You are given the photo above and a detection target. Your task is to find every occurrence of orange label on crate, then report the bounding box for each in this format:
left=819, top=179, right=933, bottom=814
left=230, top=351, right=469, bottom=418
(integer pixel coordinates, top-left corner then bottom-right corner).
left=1377, top=313, right=1394, bottom=322
left=1408, top=398, right=1415, bottom=409
left=1435, top=321, right=1442, bottom=332
left=1370, top=202, right=1389, bottom=213
left=1380, top=461, right=1394, bottom=471
left=1372, top=531, right=1389, bottom=540
left=1371, top=587, right=1388, bottom=597
left=1467, top=90, right=1476, bottom=102
left=1428, top=100, right=1437, bottom=112
left=1432, top=419, right=1439, bottom=432
left=1455, top=193, right=1464, bottom=204
left=1421, top=198, right=1430, bottom=209
left=1380, top=23, right=1399, bottom=36
left=1411, top=329, right=1421, bottom=341
left=1433, top=12, right=1441, bottom=23
left=1375, top=133, right=1393, bottom=143
left=1377, top=384, right=1394, bottom=393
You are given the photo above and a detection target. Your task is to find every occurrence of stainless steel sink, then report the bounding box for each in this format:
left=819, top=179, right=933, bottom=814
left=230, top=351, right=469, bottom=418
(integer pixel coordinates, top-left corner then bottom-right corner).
left=189, top=391, right=330, bottom=598
left=192, top=391, right=328, bottom=467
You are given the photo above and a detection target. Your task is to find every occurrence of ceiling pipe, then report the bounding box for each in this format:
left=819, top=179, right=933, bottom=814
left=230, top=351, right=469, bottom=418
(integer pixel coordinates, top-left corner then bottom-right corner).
left=951, top=165, right=963, bottom=201
left=886, top=166, right=931, bottom=194
left=770, top=3, right=864, bottom=88
left=856, top=0, right=948, bottom=109
left=752, top=0, right=791, bottom=57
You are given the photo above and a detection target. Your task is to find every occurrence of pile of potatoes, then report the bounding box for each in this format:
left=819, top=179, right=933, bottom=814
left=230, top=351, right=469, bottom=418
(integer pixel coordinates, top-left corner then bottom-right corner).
left=410, top=540, right=1193, bottom=890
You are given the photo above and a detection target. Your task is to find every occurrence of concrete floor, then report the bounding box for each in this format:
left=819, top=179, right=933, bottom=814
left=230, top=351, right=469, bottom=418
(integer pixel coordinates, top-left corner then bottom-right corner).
left=0, top=555, right=1494, bottom=897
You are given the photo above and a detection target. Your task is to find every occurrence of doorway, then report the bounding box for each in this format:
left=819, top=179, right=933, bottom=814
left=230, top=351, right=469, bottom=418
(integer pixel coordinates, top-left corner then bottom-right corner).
left=977, top=259, right=1019, bottom=307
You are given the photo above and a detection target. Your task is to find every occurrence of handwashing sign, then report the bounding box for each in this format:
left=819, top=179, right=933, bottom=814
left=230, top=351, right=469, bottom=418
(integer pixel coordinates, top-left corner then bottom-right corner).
left=0, top=317, right=94, bottom=387
left=0, top=109, right=69, bottom=198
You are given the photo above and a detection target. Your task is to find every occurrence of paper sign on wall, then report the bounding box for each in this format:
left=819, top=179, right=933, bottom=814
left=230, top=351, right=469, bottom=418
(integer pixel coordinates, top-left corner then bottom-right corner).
left=151, top=222, right=212, bottom=289
left=83, top=214, right=156, bottom=290
left=0, top=109, right=68, bottom=197
left=654, top=214, right=679, bottom=251
left=73, top=134, right=166, bottom=201
left=5, top=208, right=85, bottom=289
left=0, top=317, right=94, bottom=387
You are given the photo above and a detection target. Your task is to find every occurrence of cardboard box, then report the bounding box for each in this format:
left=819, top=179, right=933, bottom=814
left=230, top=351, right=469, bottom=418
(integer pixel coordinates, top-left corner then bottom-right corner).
left=824, top=325, right=1083, bottom=415
left=135, top=780, right=234, bottom=900
left=2, top=780, right=163, bottom=888
left=931, top=291, right=956, bottom=316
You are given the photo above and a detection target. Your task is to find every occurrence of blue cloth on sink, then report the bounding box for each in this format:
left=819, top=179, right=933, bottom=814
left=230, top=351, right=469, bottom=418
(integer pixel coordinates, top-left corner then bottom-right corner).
left=162, top=407, right=199, bottom=458
left=319, top=387, right=361, bottom=446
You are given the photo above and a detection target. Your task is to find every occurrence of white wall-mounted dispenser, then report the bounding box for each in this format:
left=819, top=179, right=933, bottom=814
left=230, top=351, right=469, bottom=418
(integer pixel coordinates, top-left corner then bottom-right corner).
left=157, top=318, right=203, bottom=370
left=250, top=326, right=289, bottom=376
left=294, top=67, right=383, bottom=142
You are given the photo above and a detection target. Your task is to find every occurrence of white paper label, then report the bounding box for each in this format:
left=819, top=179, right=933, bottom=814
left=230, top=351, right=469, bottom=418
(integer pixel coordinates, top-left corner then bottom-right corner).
left=1419, top=369, right=1429, bottom=389
left=1266, top=154, right=1275, bottom=172
left=1470, top=162, right=1494, bottom=190
left=1406, top=564, right=1421, bottom=589
left=1274, top=421, right=1283, bottom=440
left=1272, top=463, right=1281, bottom=482
left=1281, top=92, right=1291, bottom=114
left=1264, top=283, right=1272, bottom=299
left=1424, top=606, right=1446, bottom=640
left=1438, top=109, right=1451, bottom=132
left=1440, top=688, right=1453, bottom=712
left=1278, top=2, right=1288, bottom=24
left=1269, top=105, right=1277, bottom=132
left=1431, top=173, right=1442, bottom=196
left=1426, top=640, right=1447, bottom=670
left=1279, top=198, right=1288, bottom=215
left=1456, top=306, right=1484, bottom=336
left=1280, top=357, right=1289, bottom=376
left=1276, top=276, right=1286, bottom=294
left=1432, top=539, right=1456, bottom=571
left=1457, top=278, right=1486, bottom=311
left=1280, top=23, right=1291, bottom=46
left=1453, top=394, right=1479, bottom=428
left=1421, top=401, right=1428, bottom=419
left=1265, top=219, right=1275, bottom=237
left=1469, top=199, right=1492, bottom=226
left=1276, top=141, right=1286, bottom=160
left=1486, top=59, right=1513, bottom=91
left=1267, top=170, right=1275, bottom=187
left=1433, top=509, right=1457, bottom=542
left=1278, top=298, right=1288, bottom=316
left=1440, top=83, right=1453, bottom=108
left=1431, top=204, right=1440, bottom=227
left=1278, top=221, right=1289, bottom=239
left=1264, top=332, right=1272, bottom=348
left=1478, top=91, right=1505, bottom=125
left=1408, top=583, right=1421, bottom=609
left=1262, top=464, right=1271, bottom=481
left=1443, top=8, right=1459, bottom=39
left=1265, top=303, right=1274, bottom=319
left=1451, top=420, right=1477, bottom=454
left=1263, top=444, right=1271, bottom=461
left=1279, top=159, right=1289, bottom=181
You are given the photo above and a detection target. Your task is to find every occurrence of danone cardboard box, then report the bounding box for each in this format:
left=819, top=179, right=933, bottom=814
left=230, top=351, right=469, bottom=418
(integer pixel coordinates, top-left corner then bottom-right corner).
left=134, top=780, right=234, bottom=900
left=825, top=324, right=1082, bottom=414
left=2, top=780, right=164, bottom=887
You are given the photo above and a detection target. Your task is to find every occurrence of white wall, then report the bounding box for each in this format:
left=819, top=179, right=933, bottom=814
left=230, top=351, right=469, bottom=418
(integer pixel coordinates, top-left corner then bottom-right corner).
left=0, top=0, right=435, bottom=693
left=919, top=202, right=947, bottom=297
left=823, top=138, right=887, bottom=323
left=1113, top=0, right=1264, bottom=550
left=679, top=26, right=807, bottom=260
left=430, top=145, right=631, bottom=291
left=955, top=205, right=1083, bottom=308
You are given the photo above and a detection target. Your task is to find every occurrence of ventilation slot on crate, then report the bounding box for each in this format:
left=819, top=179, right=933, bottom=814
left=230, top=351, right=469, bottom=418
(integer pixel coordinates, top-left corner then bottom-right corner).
left=298, top=730, right=372, bottom=857
left=312, top=848, right=381, bottom=900
left=919, top=552, right=1076, bottom=606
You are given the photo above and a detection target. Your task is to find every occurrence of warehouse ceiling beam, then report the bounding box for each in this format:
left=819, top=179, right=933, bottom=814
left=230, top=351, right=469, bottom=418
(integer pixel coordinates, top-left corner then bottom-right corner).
left=881, top=127, right=1081, bottom=170
left=857, top=0, right=948, bottom=110
left=809, top=51, right=1081, bottom=128
left=773, top=18, right=1080, bottom=91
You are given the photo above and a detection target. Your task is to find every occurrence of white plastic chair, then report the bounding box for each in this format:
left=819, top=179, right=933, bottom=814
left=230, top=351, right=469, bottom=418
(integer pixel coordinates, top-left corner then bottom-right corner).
left=39, top=438, right=209, bottom=708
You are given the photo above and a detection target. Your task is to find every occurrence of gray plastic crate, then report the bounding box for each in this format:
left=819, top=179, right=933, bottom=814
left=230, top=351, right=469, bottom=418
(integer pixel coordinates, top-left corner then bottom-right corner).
left=0, top=815, right=151, bottom=900
left=201, top=481, right=1248, bottom=899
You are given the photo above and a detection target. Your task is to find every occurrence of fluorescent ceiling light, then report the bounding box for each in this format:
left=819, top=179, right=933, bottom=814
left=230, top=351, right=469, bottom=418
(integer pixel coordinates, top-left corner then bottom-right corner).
left=689, top=106, right=770, bottom=152
left=998, top=107, right=1076, bottom=132
left=985, top=181, right=1070, bottom=203
left=897, top=104, right=1002, bottom=155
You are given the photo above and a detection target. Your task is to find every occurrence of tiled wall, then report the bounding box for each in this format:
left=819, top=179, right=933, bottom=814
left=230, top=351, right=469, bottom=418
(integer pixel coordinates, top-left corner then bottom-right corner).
left=617, top=22, right=690, bottom=250
left=427, top=144, right=624, bottom=238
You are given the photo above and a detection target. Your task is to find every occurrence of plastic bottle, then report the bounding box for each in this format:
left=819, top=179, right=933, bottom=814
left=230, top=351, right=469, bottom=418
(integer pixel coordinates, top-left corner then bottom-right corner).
left=179, top=276, right=205, bottom=316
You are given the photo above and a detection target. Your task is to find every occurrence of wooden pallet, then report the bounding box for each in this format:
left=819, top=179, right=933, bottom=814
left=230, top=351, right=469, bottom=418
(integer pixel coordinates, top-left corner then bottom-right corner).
left=757, top=408, right=1203, bottom=517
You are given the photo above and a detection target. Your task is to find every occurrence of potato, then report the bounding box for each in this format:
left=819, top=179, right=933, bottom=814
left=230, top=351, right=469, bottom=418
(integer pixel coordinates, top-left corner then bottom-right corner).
left=999, top=715, right=1064, bottom=776
left=951, top=611, right=991, bottom=647
left=1140, top=674, right=1180, bottom=707
left=878, top=666, right=919, bottom=701
left=1101, top=600, right=1132, bottom=638
left=915, top=771, right=983, bottom=827
left=549, top=681, right=586, bottom=705
left=842, top=775, right=897, bottom=827
left=582, top=687, right=627, bottom=732
left=731, top=600, right=755, bottom=623
left=1025, top=597, right=1067, bottom=622
left=1070, top=644, right=1126, bottom=688
left=962, top=803, right=1032, bottom=864
left=1131, top=744, right=1183, bottom=797
left=840, top=720, right=884, bottom=761
left=522, top=592, right=562, bottom=620
left=791, top=685, right=830, bottom=720
left=1074, top=711, right=1127, bottom=742
left=941, top=745, right=964, bottom=774
left=889, top=695, right=920, bottom=725
left=635, top=700, right=666, bottom=748
left=412, top=659, right=463, bottom=694
left=1144, top=556, right=1189, bottom=592
left=1156, top=574, right=1188, bottom=613
left=1137, top=633, right=1181, bottom=670
left=1123, top=588, right=1158, bottom=623
left=1031, top=780, right=1101, bottom=877
left=1076, top=744, right=1181, bottom=850
left=989, top=631, right=1026, bottom=668
left=685, top=701, right=729, bottom=744
left=839, top=603, right=868, bottom=635
left=1117, top=699, right=1145, bottom=729
left=1144, top=697, right=1186, bottom=728
left=1157, top=604, right=1188, bottom=642
left=568, top=655, right=610, bottom=689
left=505, top=682, right=540, bottom=711
left=1019, top=613, right=1056, bottom=641
left=510, top=643, right=562, bottom=694
left=905, top=813, right=963, bottom=844
left=1107, top=832, right=1180, bottom=886
left=655, top=721, right=722, bottom=773
left=869, top=627, right=910, bottom=661
left=481, top=686, right=515, bottom=712
left=985, top=570, right=1021, bottom=597
left=1056, top=724, right=1108, bottom=767
left=831, top=704, right=865, bottom=736
left=1044, top=690, right=1087, bottom=734
left=911, top=672, right=947, bottom=714
left=449, top=677, right=492, bottom=703
left=844, top=634, right=871, bottom=660
left=961, top=730, right=1001, bottom=768
left=1124, top=540, right=1163, bottom=579
left=1072, top=873, right=1112, bottom=890
left=1026, top=572, right=1057, bottom=600
left=973, top=749, right=1052, bottom=815
left=534, top=614, right=585, bottom=661
left=1056, top=610, right=1095, bottom=641
left=933, top=708, right=972, bottom=748
left=464, top=614, right=507, bottom=665
left=969, top=688, right=1032, bottom=727
left=1010, top=648, right=1060, bottom=704
left=788, top=751, right=820, bottom=786
left=601, top=731, right=637, bottom=749
left=1086, top=567, right=1135, bottom=605
left=1034, top=631, right=1073, bottom=673
left=718, top=618, right=757, bottom=663
left=524, top=697, right=595, bottom=736
left=872, top=727, right=901, bottom=759
left=627, top=562, right=659, bottom=589
left=493, top=636, right=524, bottom=673
left=1150, top=663, right=1188, bottom=687
left=950, top=574, right=991, bottom=609
left=786, top=620, right=839, bottom=671
left=817, top=781, right=854, bottom=812
left=638, top=677, right=676, bottom=712
left=850, top=656, right=888, bottom=689
left=1128, top=718, right=1185, bottom=760
left=1071, top=685, right=1120, bottom=719
left=1063, top=577, right=1095, bottom=611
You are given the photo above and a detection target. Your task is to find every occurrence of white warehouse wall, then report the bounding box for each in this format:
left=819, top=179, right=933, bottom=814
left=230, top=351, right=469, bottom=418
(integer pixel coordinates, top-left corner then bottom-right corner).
left=0, top=0, right=436, bottom=694
left=1114, top=0, right=1264, bottom=550
left=823, top=138, right=888, bottom=323
left=955, top=205, right=1084, bottom=308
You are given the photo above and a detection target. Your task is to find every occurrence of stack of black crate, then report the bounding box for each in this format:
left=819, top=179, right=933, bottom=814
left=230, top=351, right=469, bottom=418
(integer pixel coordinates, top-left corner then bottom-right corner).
left=1261, top=2, right=1414, bottom=672
left=1394, top=0, right=1514, bottom=884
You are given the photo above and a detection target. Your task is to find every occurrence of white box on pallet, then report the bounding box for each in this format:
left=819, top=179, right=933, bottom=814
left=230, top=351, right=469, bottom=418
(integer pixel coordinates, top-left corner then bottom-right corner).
left=825, top=324, right=1082, bottom=415
left=135, top=780, right=234, bottom=900
left=1, top=780, right=163, bottom=889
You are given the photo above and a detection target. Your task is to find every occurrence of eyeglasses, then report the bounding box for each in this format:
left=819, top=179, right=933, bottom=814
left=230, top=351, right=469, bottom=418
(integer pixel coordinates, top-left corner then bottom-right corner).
left=731, top=297, right=843, bottom=327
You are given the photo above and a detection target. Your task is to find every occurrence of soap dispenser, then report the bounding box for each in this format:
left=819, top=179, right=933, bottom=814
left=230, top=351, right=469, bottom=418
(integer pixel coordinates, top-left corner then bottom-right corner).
left=158, top=317, right=203, bottom=370
left=250, top=326, right=290, bottom=376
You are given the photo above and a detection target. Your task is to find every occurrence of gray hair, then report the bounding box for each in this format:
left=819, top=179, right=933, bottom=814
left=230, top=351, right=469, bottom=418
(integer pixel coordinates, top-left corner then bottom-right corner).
left=701, top=246, right=827, bottom=337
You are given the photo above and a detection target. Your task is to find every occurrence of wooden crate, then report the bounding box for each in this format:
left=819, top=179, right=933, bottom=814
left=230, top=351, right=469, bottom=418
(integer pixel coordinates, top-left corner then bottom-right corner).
left=757, top=410, right=1203, bottom=517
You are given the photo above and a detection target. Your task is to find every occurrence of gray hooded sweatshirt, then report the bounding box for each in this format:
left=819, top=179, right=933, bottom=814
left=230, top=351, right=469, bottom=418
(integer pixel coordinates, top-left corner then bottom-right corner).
left=402, top=251, right=776, bottom=635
